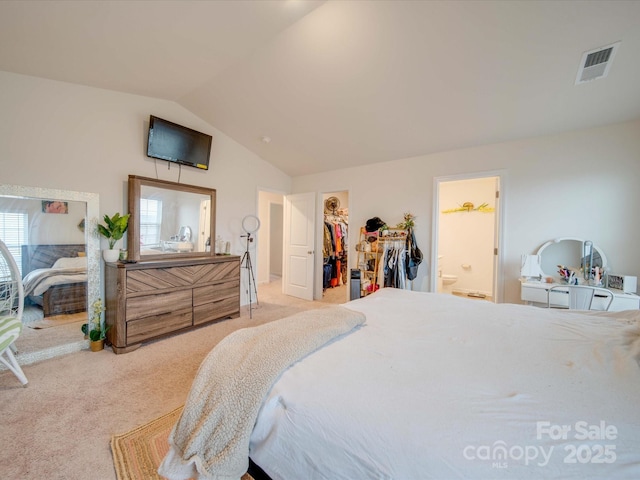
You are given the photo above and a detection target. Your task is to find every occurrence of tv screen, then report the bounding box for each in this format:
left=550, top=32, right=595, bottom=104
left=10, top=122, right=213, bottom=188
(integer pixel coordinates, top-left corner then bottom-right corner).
left=147, top=115, right=212, bottom=170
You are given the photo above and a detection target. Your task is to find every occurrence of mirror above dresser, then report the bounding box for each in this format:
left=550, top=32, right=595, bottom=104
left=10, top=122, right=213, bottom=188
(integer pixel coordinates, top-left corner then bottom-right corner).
left=105, top=175, right=239, bottom=354
left=127, top=175, right=216, bottom=262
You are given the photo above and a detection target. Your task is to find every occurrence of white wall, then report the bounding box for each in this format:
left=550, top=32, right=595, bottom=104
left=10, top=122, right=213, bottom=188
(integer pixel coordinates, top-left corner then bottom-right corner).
left=293, top=119, right=640, bottom=304
left=257, top=190, right=285, bottom=284
left=3, top=71, right=639, bottom=306
left=0, top=71, right=292, bottom=303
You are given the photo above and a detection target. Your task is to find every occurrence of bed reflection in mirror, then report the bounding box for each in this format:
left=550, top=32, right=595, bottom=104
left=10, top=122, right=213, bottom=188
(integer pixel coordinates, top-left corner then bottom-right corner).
left=0, top=184, right=100, bottom=364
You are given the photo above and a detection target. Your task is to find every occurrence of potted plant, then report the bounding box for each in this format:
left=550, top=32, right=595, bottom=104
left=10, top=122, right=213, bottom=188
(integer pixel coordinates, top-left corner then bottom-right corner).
left=98, top=212, right=130, bottom=262
left=82, top=299, right=110, bottom=352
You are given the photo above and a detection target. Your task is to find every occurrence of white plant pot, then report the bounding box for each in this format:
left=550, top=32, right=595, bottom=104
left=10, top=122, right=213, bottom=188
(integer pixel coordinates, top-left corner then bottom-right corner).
left=102, top=248, right=120, bottom=263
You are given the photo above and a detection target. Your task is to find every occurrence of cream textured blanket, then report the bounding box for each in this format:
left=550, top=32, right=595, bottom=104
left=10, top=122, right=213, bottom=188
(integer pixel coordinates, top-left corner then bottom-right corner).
left=158, top=306, right=366, bottom=480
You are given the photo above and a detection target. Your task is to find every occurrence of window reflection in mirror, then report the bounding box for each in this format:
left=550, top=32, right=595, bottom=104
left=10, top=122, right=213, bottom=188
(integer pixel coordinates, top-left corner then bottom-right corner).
left=128, top=176, right=216, bottom=262
left=0, top=196, right=85, bottom=275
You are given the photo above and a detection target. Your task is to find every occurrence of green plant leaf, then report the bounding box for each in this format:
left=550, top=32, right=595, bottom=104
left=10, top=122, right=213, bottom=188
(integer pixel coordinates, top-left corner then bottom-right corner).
left=98, top=213, right=130, bottom=249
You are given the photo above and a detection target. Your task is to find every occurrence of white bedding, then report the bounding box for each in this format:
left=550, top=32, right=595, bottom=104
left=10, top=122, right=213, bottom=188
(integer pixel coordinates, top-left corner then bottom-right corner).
left=249, top=289, right=640, bottom=479
left=22, top=256, right=87, bottom=296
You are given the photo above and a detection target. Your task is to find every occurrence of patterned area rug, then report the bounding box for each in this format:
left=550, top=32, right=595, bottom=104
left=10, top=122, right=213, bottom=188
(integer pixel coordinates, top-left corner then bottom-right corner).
left=110, top=406, right=254, bottom=480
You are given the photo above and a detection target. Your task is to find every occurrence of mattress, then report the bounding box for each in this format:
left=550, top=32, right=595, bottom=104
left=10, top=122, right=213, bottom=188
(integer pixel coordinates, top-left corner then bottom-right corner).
left=249, top=289, right=640, bottom=479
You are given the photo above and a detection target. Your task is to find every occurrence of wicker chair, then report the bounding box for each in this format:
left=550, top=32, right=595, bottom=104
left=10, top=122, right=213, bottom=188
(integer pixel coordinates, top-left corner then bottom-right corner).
left=0, top=239, right=28, bottom=386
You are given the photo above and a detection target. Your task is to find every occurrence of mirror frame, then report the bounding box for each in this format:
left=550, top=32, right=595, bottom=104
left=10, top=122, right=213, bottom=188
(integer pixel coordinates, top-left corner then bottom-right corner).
left=535, top=237, right=607, bottom=279
left=0, top=183, right=100, bottom=320
left=127, top=175, right=216, bottom=262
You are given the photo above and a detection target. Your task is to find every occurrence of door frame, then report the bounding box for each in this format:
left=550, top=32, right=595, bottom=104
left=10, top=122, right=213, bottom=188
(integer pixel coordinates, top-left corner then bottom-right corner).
left=431, top=170, right=507, bottom=303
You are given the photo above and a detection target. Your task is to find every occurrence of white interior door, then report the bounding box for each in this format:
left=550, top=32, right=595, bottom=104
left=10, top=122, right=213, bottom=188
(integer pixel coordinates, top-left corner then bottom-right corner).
left=283, top=192, right=316, bottom=300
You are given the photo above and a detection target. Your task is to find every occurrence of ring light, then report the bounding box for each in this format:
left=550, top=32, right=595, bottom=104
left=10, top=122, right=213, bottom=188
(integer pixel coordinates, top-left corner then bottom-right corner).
left=242, top=215, right=261, bottom=234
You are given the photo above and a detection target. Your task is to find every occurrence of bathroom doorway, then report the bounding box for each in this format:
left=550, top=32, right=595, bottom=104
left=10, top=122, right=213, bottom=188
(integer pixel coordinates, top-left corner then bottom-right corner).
left=432, top=172, right=505, bottom=302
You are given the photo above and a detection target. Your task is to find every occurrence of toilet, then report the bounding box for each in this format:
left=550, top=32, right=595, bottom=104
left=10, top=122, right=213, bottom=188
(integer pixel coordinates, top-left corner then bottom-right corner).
left=441, top=274, right=458, bottom=294
left=437, top=255, right=458, bottom=294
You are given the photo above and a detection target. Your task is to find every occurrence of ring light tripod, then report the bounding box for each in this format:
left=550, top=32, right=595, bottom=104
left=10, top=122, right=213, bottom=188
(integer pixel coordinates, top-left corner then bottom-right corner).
left=241, top=215, right=260, bottom=318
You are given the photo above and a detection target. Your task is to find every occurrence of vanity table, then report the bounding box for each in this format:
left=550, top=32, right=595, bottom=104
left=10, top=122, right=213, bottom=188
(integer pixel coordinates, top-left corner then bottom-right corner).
left=520, top=281, right=639, bottom=311
left=520, top=237, right=640, bottom=311
left=162, top=240, right=194, bottom=252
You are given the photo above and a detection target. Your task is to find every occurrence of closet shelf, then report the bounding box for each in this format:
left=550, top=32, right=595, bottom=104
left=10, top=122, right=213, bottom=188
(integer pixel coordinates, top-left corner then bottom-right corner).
left=357, top=226, right=410, bottom=297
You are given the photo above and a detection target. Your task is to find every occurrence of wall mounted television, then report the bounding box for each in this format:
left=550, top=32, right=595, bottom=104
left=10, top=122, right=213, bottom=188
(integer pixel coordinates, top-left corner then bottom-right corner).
left=146, top=115, right=212, bottom=170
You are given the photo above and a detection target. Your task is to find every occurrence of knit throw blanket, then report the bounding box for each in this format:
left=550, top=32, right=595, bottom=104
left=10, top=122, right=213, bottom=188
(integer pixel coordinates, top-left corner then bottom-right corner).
left=158, top=306, right=366, bottom=480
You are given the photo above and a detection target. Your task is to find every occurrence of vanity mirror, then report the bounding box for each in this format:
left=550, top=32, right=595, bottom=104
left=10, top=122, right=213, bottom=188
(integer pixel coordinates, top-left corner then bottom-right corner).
left=536, top=237, right=607, bottom=280
left=127, top=175, right=216, bottom=262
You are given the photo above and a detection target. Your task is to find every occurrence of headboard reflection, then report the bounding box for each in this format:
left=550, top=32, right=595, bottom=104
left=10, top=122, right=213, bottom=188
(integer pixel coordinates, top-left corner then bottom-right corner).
left=21, top=244, right=86, bottom=276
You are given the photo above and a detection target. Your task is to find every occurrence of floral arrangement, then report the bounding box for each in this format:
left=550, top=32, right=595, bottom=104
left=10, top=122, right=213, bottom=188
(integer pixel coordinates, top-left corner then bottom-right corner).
left=82, top=299, right=110, bottom=341
left=397, top=212, right=416, bottom=230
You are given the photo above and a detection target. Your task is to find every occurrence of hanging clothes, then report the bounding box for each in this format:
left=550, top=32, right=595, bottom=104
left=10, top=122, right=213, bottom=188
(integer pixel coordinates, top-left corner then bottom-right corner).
left=323, top=210, right=348, bottom=290
left=379, top=238, right=407, bottom=289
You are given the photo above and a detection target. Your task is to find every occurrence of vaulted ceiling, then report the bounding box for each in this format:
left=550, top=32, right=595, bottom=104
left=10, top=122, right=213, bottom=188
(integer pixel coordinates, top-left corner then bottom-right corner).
left=1, top=0, right=639, bottom=177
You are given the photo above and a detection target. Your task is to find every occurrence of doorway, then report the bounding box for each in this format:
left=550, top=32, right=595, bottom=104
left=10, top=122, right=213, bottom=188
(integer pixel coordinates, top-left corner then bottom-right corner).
left=432, top=172, right=505, bottom=302
left=321, top=191, right=349, bottom=304
left=257, top=190, right=284, bottom=285
left=257, top=189, right=349, bottom=304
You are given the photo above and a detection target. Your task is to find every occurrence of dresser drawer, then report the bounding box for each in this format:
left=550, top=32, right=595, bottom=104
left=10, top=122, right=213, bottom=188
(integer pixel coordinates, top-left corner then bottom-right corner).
left=193, top=280, right=240, bottom=307
left=105, top=256, right=241, bottom=353
left=193, top=296, right=240, bottom=325
left=126, top=289, right=192, bottom=321
left=127, top=307, right=192, bottom=344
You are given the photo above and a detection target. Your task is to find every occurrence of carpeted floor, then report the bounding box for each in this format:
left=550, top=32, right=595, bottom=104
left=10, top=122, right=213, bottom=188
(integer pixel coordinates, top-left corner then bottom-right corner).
left=26, top=311, right=87, bottom=330
left=16, top=306, right=87, bottom=355
left=0, top=278, right=340, bottom=480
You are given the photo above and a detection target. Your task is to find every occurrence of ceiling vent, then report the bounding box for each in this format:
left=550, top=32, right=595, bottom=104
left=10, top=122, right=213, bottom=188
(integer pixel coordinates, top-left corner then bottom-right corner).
left=575, top=41, right=621, bottom=85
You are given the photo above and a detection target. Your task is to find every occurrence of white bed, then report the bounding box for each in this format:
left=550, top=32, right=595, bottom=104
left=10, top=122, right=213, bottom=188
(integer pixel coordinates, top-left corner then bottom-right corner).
left=163, top=288, right=640, bottom=479
left=249, top=289, right=640, bottom=479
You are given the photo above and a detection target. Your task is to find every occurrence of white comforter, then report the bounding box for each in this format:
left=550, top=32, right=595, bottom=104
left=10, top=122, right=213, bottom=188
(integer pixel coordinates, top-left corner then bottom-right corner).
left=250, top=289, right=640, bottom=479
left=22, top=267, right=86, bottom=296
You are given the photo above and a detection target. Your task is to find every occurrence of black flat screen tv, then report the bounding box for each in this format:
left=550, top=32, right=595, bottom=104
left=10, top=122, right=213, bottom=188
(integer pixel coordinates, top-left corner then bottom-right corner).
left=146, top=115, right=212, bottom=170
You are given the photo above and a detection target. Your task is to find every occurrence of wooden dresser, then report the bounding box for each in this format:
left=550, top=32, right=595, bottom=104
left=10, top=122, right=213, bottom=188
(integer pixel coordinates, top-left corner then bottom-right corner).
left=104, top=255, right=240, bottom=353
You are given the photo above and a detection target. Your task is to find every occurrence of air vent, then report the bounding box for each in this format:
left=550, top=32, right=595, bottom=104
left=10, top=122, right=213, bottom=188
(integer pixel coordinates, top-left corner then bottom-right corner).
left=575, top=42, right=620, bottom=85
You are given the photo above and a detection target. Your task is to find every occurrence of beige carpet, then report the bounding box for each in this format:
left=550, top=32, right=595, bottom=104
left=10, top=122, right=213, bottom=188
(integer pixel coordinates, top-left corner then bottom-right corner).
left=26, top=311, right=87, bottom=329
left=111, top=406, right=255, bottom=480
left=0, top=278, right=340, bottom=480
